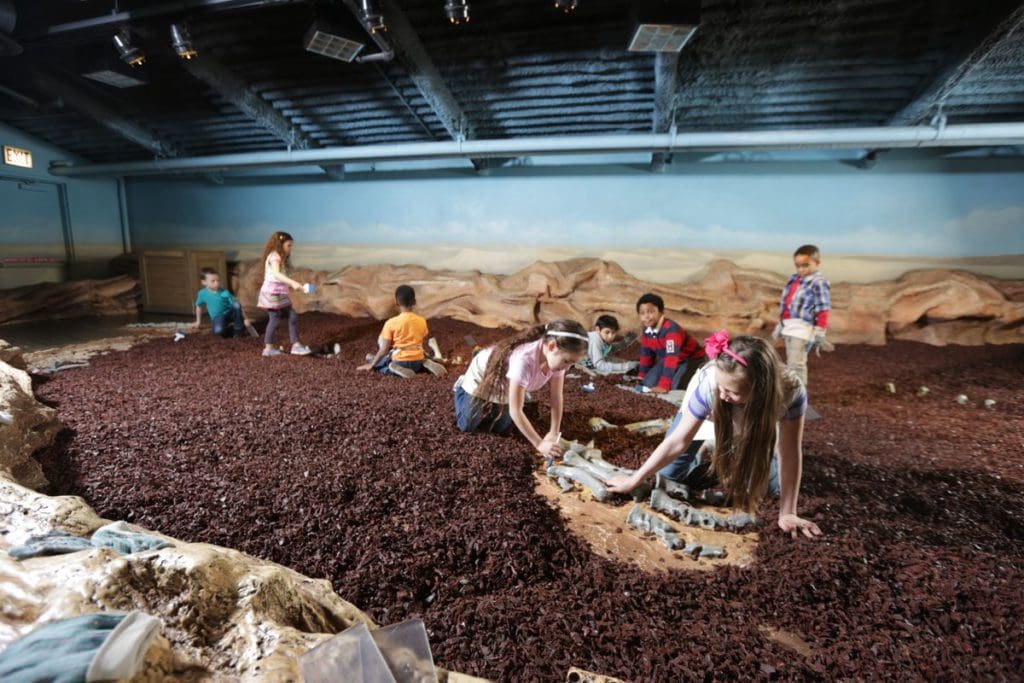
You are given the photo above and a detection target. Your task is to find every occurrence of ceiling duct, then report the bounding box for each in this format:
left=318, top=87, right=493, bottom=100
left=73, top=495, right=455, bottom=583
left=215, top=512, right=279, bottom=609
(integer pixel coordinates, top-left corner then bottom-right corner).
left=0, top=0, right=22, bottom=56
left=628, top=0, right=699, bottom=53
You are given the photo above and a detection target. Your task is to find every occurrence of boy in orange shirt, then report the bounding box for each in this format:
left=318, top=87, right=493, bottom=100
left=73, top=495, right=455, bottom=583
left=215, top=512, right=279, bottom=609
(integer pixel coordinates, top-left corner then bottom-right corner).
left=357, top=285, right=446, bottom=378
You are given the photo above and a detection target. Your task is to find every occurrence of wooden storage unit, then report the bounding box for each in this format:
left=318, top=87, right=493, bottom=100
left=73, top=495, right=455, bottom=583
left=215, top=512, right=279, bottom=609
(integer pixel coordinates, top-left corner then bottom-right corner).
left=138, top=249, right=227, bottom=315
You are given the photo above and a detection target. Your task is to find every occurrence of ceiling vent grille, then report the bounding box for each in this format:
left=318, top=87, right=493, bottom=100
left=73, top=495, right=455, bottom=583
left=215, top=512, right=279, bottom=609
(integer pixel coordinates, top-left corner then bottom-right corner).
left=304, top=23, right=364, bottom=63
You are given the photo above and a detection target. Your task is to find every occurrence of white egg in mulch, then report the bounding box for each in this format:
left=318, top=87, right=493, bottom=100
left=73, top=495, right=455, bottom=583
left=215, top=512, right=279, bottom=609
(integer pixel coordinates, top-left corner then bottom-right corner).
left=885, top=382, right=896, bottom=394
left=955, top=394, right=969, bottom=405
left=984, top=399, right=997, bottom=409
left=916, top=386, right=930, bottom=397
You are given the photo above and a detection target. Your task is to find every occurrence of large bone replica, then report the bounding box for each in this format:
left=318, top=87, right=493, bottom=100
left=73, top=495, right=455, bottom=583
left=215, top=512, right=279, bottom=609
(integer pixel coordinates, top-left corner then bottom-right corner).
left=625, top=505, right=726, bottom=558
left=649, top=489, right=761, bottom=531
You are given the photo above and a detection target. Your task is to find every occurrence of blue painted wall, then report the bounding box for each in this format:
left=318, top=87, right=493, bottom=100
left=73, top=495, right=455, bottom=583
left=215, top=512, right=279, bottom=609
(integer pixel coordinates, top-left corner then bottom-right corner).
left=125, top=155, right=1024, bottom=279
left=0, top=122, right=124, bottom=286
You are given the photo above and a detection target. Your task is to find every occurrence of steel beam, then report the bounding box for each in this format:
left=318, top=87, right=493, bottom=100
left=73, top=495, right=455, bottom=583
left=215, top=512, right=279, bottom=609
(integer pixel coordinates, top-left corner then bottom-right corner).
left=30, top=69, right=180, bottom=157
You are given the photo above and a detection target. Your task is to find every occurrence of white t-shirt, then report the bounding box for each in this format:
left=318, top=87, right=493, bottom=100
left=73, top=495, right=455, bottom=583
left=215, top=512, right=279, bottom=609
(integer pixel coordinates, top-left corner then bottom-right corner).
left=455, top=339, right=563, bottom=403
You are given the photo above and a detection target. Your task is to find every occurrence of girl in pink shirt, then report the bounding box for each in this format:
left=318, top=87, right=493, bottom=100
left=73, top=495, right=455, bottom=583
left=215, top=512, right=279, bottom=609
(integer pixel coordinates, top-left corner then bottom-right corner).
left=453, top=319, right=588, bottom=458
left=257, top=231, right=313, bottom=357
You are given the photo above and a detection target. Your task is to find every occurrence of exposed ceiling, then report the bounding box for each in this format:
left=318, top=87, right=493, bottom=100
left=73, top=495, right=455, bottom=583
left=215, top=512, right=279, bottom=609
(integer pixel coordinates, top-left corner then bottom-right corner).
left=1, top=0, right=1023, bottom=175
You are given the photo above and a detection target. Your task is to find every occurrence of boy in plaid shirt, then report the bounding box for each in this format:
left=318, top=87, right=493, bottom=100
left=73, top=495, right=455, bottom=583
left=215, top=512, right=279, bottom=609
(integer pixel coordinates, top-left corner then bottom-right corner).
left=774, top=244, right=831, bottom=386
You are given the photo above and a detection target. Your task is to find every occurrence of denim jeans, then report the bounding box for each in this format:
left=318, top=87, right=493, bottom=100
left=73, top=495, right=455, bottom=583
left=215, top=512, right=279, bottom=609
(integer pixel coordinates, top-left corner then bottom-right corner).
left=454, top=385, right=513, bottom=433
left=212, top=302, right=245, bottom=337
left=374, top=355, right=424, bottom=376
left=642, top=358, right=695, bottom=391
left=657, top=411, right=780, bottom=496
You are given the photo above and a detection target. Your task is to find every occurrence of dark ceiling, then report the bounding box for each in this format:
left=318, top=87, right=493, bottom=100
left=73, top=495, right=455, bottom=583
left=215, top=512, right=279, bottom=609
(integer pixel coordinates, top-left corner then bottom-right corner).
left=1, top=0, right=1023, bottom=169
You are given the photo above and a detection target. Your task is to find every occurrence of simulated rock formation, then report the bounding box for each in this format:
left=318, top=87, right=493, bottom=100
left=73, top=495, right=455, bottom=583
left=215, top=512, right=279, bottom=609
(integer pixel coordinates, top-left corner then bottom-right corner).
left=237, top=258, right=1024, bottom=346
left=0, top=275, right=139, bottom=325
left=0, top=359, right=57, bottom=490
left=0, top=474, right=373, bottom=680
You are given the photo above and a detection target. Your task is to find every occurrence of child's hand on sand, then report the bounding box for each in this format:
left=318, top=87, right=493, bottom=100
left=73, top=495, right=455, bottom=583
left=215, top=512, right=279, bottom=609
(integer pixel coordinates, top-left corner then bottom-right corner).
left=356, top=363, right=372, bottom=371
left=536, top=435, right=563, bottom=458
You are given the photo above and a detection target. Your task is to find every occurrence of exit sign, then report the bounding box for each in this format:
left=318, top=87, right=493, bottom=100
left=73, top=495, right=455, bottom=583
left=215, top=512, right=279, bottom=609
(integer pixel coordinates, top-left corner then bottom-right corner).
left=3, top=145, right=32, bottom=168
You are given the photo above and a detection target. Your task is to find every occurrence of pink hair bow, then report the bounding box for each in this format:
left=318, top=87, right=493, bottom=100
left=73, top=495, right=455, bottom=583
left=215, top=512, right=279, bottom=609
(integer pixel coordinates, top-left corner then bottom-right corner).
left=704, top=329, right=748, bottom=367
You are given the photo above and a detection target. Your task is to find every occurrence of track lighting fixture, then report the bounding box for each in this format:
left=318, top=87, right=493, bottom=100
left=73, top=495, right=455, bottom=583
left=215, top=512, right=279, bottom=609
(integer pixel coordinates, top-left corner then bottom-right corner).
left=170, top=23, right=197, bottom=59
left=444, top=0, right=470, bottom=24
left=112, top=28, right=145, bottom=67
left=553, top=0, right=578, bottom=13
left=359, top=0, right=386, bottom=33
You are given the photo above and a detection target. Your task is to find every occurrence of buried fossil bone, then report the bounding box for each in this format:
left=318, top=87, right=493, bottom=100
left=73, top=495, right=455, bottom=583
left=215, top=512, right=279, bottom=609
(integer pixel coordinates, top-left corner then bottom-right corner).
left=563, top=449, right=652, bottom=501
left=649, top=489, right=762, bottom=531
left=556, top=476, right=575, bottom=493
left=588, top=416, right=617, bottom=432
left=546, top=465, right=612, bottom=502
left=625, top=504, right=726, bottom=558
left=621, top=418, right=673, bottom=436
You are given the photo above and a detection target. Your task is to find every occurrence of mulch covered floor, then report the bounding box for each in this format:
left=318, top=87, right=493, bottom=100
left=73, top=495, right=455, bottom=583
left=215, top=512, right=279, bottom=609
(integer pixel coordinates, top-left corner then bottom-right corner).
left=32, top=314, right=1024, bottom=680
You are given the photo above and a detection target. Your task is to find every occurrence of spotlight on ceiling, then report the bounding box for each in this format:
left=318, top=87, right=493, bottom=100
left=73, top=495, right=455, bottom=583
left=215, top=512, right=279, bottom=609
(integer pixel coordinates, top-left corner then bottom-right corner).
left=628, top=0, right=699, bottom=53
left=444, top=0, right=470, bottom=24
left=112, top=28, right=145, bottom=67
left=170, top=23, right=198, bottom=60
left=304, top=20, right=365, bottom=63
left=553, top=0, right=578, bottom=13
left=359, top=0, right=386, bottom=33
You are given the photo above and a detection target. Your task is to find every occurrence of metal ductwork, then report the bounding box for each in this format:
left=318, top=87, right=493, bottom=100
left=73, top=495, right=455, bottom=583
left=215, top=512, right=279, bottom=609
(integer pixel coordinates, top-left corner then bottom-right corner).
left=46, top=122, right=1024, bottom=178
left=0, top=0, right=22, bottom=56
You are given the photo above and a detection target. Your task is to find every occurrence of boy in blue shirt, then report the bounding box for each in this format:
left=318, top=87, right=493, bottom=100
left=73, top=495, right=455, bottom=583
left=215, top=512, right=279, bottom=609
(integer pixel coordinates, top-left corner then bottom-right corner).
left=189, top=268, right=255, bottom=338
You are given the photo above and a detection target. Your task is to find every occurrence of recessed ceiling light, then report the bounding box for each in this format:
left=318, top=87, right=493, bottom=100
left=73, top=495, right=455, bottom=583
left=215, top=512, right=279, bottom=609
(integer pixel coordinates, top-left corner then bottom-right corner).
left=444, top=0, right=470, bottom=24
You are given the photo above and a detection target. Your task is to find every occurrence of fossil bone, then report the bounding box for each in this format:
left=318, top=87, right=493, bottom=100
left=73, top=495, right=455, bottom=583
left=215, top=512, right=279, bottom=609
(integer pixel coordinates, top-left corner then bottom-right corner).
left=546, top=465, right=612, bottom=502
left=625, top=505, right=726, bottom=558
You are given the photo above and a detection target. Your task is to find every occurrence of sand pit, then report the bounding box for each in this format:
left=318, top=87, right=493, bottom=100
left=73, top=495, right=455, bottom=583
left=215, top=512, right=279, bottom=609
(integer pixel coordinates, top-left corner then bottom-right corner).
left=24, top=313, right=1024, bottom=680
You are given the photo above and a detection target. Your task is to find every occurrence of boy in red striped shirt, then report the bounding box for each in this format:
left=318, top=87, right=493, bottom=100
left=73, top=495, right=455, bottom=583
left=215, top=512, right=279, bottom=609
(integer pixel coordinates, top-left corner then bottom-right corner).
left=636, top=293, right=706, bottom=393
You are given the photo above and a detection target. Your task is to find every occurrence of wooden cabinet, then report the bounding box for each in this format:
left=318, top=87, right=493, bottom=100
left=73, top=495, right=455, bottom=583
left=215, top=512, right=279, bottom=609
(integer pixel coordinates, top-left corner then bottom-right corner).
left=138, top=249, right=226, bottom=314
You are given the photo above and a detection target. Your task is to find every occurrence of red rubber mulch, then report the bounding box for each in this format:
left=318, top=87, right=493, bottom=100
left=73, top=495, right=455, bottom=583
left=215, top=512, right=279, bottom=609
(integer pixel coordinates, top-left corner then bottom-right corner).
left=31, top=313, right=1024, bottom=681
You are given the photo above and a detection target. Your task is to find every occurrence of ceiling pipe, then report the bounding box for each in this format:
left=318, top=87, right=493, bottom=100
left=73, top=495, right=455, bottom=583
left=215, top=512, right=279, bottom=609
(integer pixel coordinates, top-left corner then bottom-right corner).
left=48, top=122, right=1024, bottom=177
left=22, top=0, right=301, bottom=39
left=337, top=0, right=394, bottom=62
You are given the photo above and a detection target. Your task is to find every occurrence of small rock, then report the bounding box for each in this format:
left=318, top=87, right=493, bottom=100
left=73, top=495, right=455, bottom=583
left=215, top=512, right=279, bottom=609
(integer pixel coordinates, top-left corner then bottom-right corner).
left=885, top=382, right=896, bottom=394
left=916, top=386, right=930, bottom=397
left=955, top=394, right=969, bottom=405
left=984, top=399, right=996, bottom=409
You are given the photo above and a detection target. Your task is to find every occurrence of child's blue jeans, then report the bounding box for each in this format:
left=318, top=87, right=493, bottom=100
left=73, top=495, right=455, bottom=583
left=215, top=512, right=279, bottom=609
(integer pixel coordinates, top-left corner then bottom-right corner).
left=642, top=359, right=693, bottom=391
left=657, top=411, right=780, bottom=496
left=372, top=354, right=424, bottom=376
left=454, top=385, right=513, bottom=433
left=212, top=302, right=245, bottom=337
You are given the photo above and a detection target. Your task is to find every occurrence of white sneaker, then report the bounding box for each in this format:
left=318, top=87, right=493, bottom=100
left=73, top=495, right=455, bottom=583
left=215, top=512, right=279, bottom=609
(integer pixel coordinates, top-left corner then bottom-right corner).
left=422, top=358, right=447, bottom=376
left=291, top=343, right=312, bottom=356
left=387, top=361, right=416, bottom=379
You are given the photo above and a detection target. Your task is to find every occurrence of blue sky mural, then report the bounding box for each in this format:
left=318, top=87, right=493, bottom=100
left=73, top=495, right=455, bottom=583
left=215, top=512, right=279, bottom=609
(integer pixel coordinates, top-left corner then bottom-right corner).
left=127, top=159, right=1024, bottom=258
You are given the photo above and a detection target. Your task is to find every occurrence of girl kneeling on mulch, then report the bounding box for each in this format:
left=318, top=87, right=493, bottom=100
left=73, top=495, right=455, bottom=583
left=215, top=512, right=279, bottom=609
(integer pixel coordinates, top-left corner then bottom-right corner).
left=453, top=319, right=589, bottom=459
left=607, top=331, right=823, bottom=540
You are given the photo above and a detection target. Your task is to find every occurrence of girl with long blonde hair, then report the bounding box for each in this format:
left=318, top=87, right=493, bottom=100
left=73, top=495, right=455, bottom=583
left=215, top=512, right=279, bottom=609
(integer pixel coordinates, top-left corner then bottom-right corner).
left=608, top=331, right=822, bottom=538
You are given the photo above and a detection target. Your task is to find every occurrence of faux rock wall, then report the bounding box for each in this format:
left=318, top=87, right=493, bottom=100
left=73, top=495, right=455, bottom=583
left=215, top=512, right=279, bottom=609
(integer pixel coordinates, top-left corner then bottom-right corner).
left=0, top=275, right=139, bottom=325
left=237, top=258, right=1024, bottom=346
left=0, top=350, right=57, bottom=490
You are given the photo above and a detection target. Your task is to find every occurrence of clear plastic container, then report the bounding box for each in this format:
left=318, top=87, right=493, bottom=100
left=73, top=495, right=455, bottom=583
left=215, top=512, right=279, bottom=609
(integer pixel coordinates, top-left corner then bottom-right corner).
left=370, top=618, right=438, bottom=683
left=300, top=622, right=397, bottom=683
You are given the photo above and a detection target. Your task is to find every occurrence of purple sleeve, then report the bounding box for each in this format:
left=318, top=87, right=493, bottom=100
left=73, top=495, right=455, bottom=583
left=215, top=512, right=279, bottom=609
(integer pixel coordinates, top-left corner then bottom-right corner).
left=686, top=372, right=713, bottom=421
